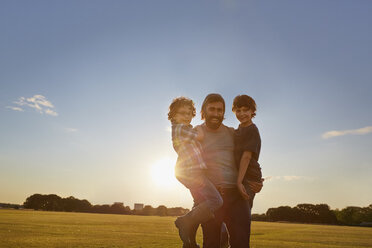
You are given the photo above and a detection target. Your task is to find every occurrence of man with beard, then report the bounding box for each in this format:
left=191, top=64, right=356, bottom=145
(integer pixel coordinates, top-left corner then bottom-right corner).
left=192, top=93, right=262, bottom=248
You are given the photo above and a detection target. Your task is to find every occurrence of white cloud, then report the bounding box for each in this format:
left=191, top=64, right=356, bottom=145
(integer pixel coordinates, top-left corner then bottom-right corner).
left=45, top=109, right=58, bottom=116
left=26, top=95, right=54, bottom=108
left=283, top=176, right=303, bottom=181
left=64, top=128, right=78, bottom=133
left=5, top=106, right=24, bottom=112
left=267, top=176, right=315, bottom=182
left=8, top=94, right=58, bottom=116
left=322, top=126, right=372, bottom=139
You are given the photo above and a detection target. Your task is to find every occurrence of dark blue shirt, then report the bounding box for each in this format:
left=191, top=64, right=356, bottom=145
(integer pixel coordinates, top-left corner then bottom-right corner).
left=234, top=123, right=262, bottom=182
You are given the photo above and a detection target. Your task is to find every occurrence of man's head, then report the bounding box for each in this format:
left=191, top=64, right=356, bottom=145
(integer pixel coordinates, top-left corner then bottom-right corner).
left=168, top=97, right=196, bottom=125
left=201, top=93, right=225, bottom=130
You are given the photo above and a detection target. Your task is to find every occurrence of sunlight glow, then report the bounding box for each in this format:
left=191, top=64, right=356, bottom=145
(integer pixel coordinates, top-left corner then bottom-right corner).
left=150, top=157, right=178, bottom=187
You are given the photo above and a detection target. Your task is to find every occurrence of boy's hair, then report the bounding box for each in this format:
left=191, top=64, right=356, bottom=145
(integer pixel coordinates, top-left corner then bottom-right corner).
left=232, top=95, right=257, bottom=118
left=201, top=93, right=225, bottom=120
left=168, top=97, right=196, bottom=122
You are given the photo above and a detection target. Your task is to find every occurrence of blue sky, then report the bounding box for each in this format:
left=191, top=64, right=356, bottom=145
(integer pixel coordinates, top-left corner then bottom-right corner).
left=1, top=0, right=371, bottom=213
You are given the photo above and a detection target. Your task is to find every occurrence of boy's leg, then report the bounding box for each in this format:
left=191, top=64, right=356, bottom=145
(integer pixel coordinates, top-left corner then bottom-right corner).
left=175, top=168, right=202, bottom=247
left=244, top=180, right=256, bottom=208
left=179, top=171, right=223, bottom=215
left=196, top=175, right=223, bottom=212
left=175, top=174, right=223, bottom=247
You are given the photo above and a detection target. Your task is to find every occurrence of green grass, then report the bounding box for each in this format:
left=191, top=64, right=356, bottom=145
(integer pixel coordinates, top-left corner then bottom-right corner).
left=1, top=209, right=371, bottom=248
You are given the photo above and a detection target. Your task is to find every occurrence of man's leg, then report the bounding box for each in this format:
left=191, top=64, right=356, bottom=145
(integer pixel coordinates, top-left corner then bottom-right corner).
left=220, top=222, right=229, bottom=248
left=201, top=217, right=222, bottom=248
left=224, top=189, right=254, bottom=248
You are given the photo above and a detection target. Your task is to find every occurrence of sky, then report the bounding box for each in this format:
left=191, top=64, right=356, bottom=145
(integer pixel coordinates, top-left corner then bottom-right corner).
left=1, top=0, right=371, bottom=214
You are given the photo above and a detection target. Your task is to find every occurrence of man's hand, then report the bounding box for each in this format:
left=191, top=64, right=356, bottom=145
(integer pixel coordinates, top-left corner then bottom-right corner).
left=247, top=178, right=264, bottom=193
left=237, top=182, right=250, bottom=200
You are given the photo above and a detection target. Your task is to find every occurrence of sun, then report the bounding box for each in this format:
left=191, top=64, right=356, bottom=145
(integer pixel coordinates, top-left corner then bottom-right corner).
left=150, top=157, right=178, bottom=187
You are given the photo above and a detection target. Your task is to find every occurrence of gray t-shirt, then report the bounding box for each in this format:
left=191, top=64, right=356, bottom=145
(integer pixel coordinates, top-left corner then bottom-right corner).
left=198, top=124, right=238, bottom=188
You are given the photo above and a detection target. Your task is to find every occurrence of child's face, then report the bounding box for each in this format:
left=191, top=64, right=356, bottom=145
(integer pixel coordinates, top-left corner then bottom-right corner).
left=174, top=105, right=193, bottom=125
left=235, top=106, right=253, bottom=126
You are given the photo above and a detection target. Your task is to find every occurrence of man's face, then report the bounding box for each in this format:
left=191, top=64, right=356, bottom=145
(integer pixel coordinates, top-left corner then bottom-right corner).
left=204, top=101, right=224, bottom=129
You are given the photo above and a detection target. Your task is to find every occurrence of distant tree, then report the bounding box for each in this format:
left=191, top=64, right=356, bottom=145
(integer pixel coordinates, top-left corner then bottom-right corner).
left=93, top=204, right=111, bottom=213
left=110, top=203, right=126, bottom=214
left=315, top=204, right=338, bottom=224
left=266, top=206, right=293, bottom=222
left=63, top=196, right=79, bottom=212
left=366, top=205, right=372, bottom=222
left=335, top=206, right=366, bottom=225
left=0, top=203, right=22, bottom=209
left=23, top=194, right=63, bottom=211
left=167, top=207, right=188, bottom=216
left=142, top=205, right=155, bottom=216
left=266, top=204, right=338, bottom=224
left=79, top=199, right=93, bottom=212
left=24, top=194, right=43, bottom=210
left=252, top=213, right=267, bottom=221
left=156, top=205, right=167, bottom=216
left=46, top=194, right=63, bottom=211
left=295, top=204, right=317, bottom=223
left=123, top=206, right=131, bottom=214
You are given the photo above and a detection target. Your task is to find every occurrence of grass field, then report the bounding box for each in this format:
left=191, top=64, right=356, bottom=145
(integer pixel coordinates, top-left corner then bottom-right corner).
left=1, top=209, right=371, bottom=248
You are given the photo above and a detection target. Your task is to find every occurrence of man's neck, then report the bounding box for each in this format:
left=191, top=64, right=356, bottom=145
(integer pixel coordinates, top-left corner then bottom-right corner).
left=204, top=122, right=223, bottom=132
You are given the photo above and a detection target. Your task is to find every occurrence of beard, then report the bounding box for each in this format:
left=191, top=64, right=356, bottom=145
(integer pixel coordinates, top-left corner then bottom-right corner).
left=205, top=114, right=224, bottom=130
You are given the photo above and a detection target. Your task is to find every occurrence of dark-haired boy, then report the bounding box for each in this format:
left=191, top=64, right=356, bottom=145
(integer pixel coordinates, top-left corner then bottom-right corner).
left=168, top=97, right=223, bottom=248
left=232, top=95, right=263, bottom=204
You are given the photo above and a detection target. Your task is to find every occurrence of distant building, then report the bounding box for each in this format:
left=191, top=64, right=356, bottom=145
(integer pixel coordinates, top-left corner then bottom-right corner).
left=134, top=203, right=144, bottom=211
left=114, top=202, right=124, bottom=206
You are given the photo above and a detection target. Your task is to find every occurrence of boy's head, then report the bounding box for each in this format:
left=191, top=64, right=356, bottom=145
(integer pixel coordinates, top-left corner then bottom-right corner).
left=201, top=93, right=225, bottom=129
left=232, top=95, right=257, bottom=124
left=168, top=97, right=196, bottom=125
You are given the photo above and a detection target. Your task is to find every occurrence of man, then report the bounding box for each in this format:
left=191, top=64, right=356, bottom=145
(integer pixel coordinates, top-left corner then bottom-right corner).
left=194, top=93, right=262, bottom=248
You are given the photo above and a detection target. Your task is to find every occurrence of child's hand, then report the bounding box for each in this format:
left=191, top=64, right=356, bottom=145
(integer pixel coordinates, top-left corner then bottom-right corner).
left=247, top=179, right=264, bottom=193
left=195, top=126, right=204, bottom=141
left=237, top=182, right=250, bottom=200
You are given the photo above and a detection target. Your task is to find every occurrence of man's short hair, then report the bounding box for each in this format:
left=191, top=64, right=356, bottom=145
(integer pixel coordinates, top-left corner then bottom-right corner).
left=201, top=93, right=225, bottom=120
left=168, top=96, right=196, bottom=122
left=232, top=95, right=257, bottom=118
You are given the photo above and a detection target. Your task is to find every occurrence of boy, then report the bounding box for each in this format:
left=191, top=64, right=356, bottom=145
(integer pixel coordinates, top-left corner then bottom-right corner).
left=168, top=97, right=223, bottom=248
left=232, top=95, right=263, bottom=204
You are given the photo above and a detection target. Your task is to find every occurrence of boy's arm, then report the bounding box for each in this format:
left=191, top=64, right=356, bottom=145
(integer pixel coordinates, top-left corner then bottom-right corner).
left=247, top=179, right=264, bottom=193
left=175, top=124, right=198, bottom=142
left=194, top=126, right=204, bottom=141
left=237, top=151, right=252, bottom=200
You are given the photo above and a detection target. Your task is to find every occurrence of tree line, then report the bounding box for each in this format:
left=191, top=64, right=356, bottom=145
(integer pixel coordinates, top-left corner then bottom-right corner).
left=252, top=203, right=372, bottom=226
left=21, top=194, right=189, bottom=216
left=2, top=194, right=371, bottom=227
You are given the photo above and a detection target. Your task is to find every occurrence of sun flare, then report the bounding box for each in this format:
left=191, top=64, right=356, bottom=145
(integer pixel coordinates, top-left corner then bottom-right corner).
left=150, top=157, right=178, bottom=187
